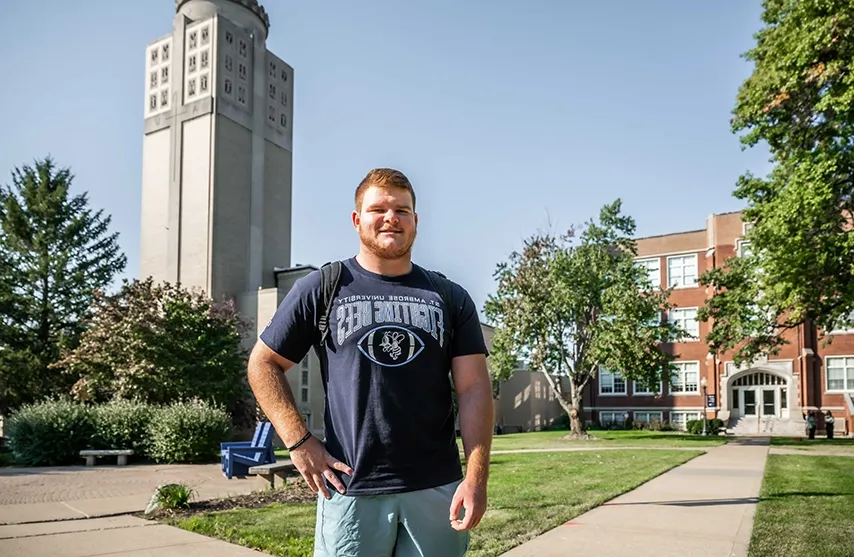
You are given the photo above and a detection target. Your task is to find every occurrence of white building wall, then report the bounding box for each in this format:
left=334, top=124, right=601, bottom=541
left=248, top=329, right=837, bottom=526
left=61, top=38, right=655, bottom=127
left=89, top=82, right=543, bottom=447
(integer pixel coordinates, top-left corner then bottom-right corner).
left=139, top=128, right=171, bottom=283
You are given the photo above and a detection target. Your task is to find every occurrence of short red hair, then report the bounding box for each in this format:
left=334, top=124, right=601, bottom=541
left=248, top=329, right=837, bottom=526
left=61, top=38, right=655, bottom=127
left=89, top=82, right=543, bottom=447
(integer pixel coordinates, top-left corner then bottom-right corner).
left=354, top=168, right=416, bottom=211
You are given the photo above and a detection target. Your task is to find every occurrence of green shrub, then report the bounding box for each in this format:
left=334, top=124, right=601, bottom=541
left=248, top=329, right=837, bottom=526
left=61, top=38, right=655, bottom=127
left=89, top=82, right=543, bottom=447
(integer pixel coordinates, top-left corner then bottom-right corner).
left=0, top=452, right=17, bottom=467
left=93, top=400, right=155, bottom=458
left=145, top=483, right=196, bottom=515
left=148, top=400, right=232, bottom=463
left=686, top=418, right=725, bottom=435
left=7, top=400, right=95, bottom=466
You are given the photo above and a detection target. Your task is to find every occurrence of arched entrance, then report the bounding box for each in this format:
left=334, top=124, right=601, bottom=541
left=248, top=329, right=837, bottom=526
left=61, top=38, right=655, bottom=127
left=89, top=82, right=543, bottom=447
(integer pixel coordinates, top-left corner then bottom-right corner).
left=729, top=371, right=790, bottom=421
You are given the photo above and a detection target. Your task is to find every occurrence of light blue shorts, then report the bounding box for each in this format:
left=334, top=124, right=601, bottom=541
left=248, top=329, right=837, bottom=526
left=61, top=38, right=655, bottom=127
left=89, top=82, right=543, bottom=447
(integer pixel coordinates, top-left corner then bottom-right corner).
left=313, top=480, right=470, bottom=557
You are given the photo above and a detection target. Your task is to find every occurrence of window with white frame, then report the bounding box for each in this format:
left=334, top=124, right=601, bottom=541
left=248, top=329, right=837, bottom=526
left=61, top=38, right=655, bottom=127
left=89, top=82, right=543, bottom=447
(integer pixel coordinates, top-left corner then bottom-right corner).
left=634, top=411, right=663, bottom=424
left=300, top=358, right=310, bottom=403
left=599, top=367, right=626, bottom=395
left=738, top=240, right=752, bottom=258
left=633, top=379, right=661, bottom=396
left=670, top=411, right=701, bottom=430
left=669, top=307, right=699, bottom=339
left=667, top=254, right=698, bottom=288
left=826, top=356, right=854, bottom=391
left=670, top=361, right=700, bottom=394
left=599, top=411, right=626, bottom=425
left=635, top=258, right=660, bottom=289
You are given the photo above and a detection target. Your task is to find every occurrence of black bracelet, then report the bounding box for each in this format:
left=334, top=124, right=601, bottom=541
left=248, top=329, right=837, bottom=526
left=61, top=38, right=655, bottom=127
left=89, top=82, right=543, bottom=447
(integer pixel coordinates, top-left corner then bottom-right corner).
left=286, top=431, right=312, bottom=451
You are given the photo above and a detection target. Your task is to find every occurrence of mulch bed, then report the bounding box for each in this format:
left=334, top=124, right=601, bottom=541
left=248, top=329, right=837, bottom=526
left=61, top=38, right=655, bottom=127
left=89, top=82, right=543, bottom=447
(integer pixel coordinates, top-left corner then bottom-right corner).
left=137, top=479, right=317, bottom=520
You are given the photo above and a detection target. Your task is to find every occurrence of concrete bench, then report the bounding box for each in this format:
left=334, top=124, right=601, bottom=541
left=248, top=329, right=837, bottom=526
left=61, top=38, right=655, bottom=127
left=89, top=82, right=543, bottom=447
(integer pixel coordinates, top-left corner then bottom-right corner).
left=79, top=449, right=134, bottom=466
left=248, top=460, right=296, bottom=490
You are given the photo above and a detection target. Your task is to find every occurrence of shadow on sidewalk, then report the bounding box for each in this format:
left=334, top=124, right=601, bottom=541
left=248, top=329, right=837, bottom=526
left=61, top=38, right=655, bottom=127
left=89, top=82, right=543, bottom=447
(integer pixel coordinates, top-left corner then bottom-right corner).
left=725, top=437, right=771, bottom=446
left=603, top=497, right=760, bottom=507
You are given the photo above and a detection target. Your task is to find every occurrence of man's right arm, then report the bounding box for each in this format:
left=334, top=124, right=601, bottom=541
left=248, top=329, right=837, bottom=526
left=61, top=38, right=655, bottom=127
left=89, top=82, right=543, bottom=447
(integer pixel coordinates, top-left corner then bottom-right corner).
left=246, top=341, right=309, bottom=449
left=247, top=273, right=352, bottom=499
left=247, top=340, right=353, bottom=499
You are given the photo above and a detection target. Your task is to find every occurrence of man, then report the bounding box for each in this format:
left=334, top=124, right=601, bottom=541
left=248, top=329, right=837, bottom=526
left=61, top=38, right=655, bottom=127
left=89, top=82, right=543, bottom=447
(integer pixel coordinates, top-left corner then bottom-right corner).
left=247, top=168, right=494, bottom=556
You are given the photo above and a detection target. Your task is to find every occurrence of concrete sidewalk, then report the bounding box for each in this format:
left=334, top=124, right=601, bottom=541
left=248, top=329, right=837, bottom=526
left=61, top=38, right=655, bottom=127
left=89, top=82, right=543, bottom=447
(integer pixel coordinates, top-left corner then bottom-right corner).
left=0, top=463, right=272, bottom=556
left=0, top=515, right=273, bottom=556
left=501, top=437, right=770, bottom=557
left=0, top=462, right=258, bottom=525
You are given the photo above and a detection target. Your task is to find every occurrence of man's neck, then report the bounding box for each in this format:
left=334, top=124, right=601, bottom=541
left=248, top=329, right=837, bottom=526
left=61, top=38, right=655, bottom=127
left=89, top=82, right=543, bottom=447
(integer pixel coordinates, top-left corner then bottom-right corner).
left=356, top=251, right=413, bottom=277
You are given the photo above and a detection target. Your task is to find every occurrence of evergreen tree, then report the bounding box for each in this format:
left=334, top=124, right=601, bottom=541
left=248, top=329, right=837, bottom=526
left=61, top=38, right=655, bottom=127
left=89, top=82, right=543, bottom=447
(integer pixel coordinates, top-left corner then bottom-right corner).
left=0, top=157, right=126, bottom=414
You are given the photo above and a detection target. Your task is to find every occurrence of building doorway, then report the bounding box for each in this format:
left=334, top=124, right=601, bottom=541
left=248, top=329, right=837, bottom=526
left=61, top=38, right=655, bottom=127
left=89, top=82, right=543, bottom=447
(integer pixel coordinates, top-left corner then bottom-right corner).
left=732, top=372, right=788, bottom=420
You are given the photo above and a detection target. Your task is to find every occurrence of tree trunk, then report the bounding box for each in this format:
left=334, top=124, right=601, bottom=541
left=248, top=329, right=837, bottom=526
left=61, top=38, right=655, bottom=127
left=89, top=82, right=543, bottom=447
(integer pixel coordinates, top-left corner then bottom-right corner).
left=561, top=378, right=596, bottom=439
left=539, top=370, right=596, bottom=440
left=569, top=382, right=587, bottom=437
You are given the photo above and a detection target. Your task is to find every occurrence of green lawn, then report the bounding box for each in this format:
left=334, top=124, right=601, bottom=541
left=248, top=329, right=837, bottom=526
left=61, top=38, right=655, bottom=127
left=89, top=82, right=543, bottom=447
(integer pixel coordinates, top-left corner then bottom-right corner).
left=749, top=454, right=854, bottom=557
left=173, top=449, right=701, bottom=557
left=176, top=501, right=316, bottom=556
left=480, top=429, right=727, bottom=452
left=273, top=429, right=724, bottom=461
left=769, top=436, right=854, bottom=455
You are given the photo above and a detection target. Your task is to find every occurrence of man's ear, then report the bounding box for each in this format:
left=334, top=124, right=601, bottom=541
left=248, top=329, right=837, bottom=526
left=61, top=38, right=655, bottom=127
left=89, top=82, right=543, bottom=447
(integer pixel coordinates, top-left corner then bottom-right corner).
left=352, top=210, right=360, bottom=229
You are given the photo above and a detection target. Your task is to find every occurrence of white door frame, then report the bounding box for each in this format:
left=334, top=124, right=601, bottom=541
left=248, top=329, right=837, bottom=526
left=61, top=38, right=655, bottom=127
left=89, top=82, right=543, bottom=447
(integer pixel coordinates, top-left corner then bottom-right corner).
left=738, top=386, right=783, bottom=418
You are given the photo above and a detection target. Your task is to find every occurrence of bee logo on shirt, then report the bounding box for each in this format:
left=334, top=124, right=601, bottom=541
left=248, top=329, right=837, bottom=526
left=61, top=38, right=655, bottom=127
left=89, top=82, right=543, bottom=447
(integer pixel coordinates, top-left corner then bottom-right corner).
left=357, top=325, right=425, bottom=367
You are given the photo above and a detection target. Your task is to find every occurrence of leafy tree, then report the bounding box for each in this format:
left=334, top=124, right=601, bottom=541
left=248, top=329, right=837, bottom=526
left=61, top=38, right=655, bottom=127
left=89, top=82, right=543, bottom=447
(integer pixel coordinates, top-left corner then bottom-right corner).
left=699, top=0, right=854, bottom=365
left=485, top=201, right=685, bottom=437
left=0, top=157, right=126, bottom=414
left=52, top=277, right=253, bottom=425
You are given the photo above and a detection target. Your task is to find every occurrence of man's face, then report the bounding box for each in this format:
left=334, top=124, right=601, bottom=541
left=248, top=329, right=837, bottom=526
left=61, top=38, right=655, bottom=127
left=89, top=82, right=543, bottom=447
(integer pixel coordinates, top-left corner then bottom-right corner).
left=352, top=186, right=418, bottom=260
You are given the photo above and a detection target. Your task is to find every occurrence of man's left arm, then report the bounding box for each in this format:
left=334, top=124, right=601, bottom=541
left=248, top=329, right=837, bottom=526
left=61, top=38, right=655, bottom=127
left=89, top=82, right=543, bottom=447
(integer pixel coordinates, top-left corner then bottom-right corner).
left=449, top=353, right=493, bottom=531
left=446, top=287, right=494, bottom=532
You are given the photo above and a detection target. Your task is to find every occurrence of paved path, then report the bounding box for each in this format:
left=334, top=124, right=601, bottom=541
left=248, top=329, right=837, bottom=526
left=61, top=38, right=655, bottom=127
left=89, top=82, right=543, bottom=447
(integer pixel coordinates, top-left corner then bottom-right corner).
left=0, top=462, right=268, bottom=556
left=500, top=437, right=770, bottom=557
left=0, top=515, right=272, bottom=556
left=0, top=463, right=258, bottom=525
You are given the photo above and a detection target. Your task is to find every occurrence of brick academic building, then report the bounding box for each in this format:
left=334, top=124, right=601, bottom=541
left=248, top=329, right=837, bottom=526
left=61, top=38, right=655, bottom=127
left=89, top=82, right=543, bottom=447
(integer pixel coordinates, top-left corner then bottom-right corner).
left=495, top=211, right=854, bottom=437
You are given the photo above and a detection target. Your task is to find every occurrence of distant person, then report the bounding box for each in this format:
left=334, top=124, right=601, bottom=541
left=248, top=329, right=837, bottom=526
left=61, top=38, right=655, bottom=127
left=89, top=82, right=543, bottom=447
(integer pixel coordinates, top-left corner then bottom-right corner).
left=824, top=410, right=835, bottom=439
left=805, top=410, right=817, bottom=440
left=247, top=168, right=494, bottom=556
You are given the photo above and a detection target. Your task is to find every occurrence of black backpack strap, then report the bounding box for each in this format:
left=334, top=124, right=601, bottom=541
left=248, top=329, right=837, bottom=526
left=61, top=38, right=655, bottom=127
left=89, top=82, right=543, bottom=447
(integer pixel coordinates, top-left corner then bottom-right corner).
left=317, top=261, right=342, bottom=346
left=424, top=269, right=455, bottom=346
left=314, top=261, right=342, bottom=383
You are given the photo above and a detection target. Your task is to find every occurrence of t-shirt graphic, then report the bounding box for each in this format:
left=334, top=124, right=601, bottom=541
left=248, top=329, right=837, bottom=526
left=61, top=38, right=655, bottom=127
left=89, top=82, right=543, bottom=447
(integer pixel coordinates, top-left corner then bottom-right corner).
left=337, top=291, right=446, bottom=368
left=259, top=257, right=488, bottom=495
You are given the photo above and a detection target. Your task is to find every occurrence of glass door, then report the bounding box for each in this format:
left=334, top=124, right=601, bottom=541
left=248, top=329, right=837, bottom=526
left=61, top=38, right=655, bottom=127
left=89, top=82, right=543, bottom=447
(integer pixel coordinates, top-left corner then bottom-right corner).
left=743, top=389, right=757, bottom=416
left=761, top=389, right=777, bottom=417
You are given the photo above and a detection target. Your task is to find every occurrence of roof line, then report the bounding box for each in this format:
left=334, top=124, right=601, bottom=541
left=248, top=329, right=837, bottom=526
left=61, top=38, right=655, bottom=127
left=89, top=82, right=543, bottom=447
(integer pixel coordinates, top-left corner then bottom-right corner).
left=634, top=228, right=706, bottom=241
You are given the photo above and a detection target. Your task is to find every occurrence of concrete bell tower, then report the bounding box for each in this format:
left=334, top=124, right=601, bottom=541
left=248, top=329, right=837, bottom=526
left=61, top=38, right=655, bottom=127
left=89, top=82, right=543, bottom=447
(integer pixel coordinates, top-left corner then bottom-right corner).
left=139, top=0, right=293, bottom=303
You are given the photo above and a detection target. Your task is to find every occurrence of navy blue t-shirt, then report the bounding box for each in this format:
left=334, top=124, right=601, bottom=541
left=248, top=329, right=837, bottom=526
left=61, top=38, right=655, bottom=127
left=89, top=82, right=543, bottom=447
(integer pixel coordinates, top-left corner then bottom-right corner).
left=259, top=257, right=488, bottom=495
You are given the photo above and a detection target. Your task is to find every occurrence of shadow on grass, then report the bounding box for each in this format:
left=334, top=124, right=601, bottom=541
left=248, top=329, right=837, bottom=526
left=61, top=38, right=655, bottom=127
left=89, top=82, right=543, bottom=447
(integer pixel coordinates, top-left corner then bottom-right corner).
left=763, top=491, right=854, bottom=499
left=592, top=432, right=727, bottom=443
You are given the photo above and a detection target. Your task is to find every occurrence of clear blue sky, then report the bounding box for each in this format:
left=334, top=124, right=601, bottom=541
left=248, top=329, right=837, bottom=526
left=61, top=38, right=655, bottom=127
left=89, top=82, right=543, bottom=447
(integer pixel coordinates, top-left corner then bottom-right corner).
left=0, top=0, right=770, bottom=318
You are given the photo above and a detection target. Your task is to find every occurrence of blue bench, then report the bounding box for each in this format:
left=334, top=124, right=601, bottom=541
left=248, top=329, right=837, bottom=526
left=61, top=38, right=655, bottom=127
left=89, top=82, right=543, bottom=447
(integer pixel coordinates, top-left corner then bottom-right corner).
left=220, top=421, right=276, bottom=479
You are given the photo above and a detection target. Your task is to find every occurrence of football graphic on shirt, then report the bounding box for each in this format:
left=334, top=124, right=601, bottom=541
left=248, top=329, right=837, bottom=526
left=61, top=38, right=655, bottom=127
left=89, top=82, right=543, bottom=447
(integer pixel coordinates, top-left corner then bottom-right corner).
left=357, top=325, right=425, bottom=367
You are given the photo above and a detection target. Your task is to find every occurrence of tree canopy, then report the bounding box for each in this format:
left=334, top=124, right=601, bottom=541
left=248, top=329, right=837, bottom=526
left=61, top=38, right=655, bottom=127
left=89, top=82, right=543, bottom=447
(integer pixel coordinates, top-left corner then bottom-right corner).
left=0, top=157, right=126, bottom=414
left=485, top=201, right=686, bottom=436
left=52, top=277, right=254, bottom=426
left=699, top=0, right=854, bottom=365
